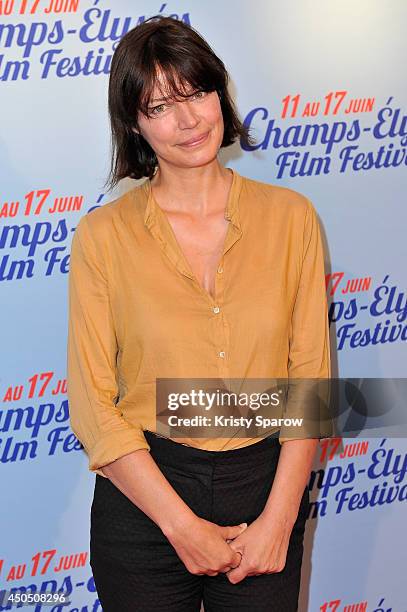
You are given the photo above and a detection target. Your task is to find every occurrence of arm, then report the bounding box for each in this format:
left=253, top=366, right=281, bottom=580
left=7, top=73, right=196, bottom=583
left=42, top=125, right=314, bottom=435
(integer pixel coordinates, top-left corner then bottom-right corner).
left=264, top=198, right=331, bottom=525
left=67, top=212, right=245, bottom=573
left=226, top=198, right=331, bottom=584
left=67, top=212, right=151, bottom=478
left=261, top=438, right=318, bottom=526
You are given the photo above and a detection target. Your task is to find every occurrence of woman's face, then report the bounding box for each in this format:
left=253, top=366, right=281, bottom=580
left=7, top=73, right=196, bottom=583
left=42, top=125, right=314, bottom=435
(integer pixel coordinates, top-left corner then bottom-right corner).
left=135, top=70, right=224, bottom=170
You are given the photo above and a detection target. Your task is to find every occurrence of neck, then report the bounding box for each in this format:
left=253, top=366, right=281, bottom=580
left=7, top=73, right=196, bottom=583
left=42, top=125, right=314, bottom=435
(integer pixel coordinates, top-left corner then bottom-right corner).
left=149, top=162, right=233, bottom=216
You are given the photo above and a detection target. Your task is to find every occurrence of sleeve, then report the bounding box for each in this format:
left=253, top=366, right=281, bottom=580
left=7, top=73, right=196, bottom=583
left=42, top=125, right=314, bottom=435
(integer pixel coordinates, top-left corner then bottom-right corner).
left=67, top=213, right=150, bottom=477
left=279, top=198, right=333, bottom=444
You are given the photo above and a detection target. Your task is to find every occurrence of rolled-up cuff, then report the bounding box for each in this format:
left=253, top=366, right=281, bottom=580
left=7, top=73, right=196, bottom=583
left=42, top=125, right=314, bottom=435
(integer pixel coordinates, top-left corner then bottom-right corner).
left=87, top=428, right=151, bottom=477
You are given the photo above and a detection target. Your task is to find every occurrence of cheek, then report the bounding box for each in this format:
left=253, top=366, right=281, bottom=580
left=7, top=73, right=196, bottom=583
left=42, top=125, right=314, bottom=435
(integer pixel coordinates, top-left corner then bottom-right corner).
left=158, top=127, right=175, bottom=145
left=206, top=100, right=224, bottom=127
left=147, top=122, right=176, bottom=148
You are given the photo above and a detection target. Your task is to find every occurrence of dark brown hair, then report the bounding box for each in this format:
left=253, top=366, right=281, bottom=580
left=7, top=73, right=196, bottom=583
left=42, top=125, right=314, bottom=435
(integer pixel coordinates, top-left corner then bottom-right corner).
left=104, top=14, right=256, bottom=190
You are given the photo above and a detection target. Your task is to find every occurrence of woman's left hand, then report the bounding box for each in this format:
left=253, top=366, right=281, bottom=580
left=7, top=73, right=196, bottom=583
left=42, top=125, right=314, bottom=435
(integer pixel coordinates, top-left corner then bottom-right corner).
left=224, top=511, right=295, bottom=584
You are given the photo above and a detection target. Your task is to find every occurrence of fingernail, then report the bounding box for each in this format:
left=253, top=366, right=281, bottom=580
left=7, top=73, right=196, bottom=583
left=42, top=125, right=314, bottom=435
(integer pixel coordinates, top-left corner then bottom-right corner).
left=240, top=522, right=247, bottom=528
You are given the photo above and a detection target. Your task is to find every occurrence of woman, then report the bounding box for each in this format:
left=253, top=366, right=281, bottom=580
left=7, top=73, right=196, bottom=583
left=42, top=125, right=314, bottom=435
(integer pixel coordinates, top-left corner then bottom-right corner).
left=67, top=14, right=331, bottom=612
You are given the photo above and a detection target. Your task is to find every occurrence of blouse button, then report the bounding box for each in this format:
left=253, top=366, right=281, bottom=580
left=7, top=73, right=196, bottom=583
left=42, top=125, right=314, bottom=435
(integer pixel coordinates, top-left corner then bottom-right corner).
left=217, top=266, right=223, bottom=273
left=213, top=306, right=220, bottom=314
left=219, top=351, right=225, bottom=358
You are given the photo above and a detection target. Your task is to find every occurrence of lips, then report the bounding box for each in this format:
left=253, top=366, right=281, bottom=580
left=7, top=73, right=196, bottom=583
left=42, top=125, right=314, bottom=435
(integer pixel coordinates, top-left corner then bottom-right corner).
left=178, top=132, right=209, bottom=147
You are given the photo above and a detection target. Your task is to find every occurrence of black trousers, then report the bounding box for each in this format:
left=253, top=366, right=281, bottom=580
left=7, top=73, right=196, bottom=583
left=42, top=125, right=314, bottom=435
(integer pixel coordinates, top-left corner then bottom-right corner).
left=90, top=431, right=310, bottom=611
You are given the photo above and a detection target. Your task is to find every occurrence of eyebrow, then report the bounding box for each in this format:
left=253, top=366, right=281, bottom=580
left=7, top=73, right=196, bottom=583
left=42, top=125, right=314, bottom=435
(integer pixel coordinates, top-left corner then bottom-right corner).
left=149, top=89, right=196, bottom=104
left=149, top=96, right=171, bottom=104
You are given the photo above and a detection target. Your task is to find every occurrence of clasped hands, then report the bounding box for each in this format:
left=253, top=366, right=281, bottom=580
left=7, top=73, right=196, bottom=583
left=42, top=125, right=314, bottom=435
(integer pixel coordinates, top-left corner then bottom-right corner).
left=167, top=511, right=295, bottom=585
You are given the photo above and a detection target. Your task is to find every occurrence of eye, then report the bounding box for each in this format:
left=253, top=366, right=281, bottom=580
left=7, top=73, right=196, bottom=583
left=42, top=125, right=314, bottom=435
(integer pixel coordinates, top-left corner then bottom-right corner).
left=149, top=103, right=167, bottom=116
left=192, top=90, right=206, bottom=99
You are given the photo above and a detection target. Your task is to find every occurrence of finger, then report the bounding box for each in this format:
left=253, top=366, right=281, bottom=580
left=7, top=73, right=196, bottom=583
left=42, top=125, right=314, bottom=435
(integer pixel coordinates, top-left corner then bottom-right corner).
left=226, top=567, right=247, bottom=584
left=219, top=523, right=247, bottom=540
left=219, top=550, right=242, bottom=573
left=232, top=551, right=243, bottom=567
left=221, top=548, right=243, bottom=573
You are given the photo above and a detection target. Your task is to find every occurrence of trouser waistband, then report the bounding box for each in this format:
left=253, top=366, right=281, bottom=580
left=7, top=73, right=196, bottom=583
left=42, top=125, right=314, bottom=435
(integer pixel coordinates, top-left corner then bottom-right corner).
left=143, top=430, right=280, bottom=470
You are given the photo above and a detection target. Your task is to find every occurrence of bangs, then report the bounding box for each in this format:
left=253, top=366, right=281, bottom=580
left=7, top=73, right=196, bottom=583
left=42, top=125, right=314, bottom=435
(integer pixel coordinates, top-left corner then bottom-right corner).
left=136, top=55, right=221, bottom=118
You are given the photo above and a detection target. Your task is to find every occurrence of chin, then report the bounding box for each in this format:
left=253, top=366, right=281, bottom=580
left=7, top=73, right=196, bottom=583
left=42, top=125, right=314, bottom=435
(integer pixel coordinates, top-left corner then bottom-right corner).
left=186, top=150, right=219, bottom=166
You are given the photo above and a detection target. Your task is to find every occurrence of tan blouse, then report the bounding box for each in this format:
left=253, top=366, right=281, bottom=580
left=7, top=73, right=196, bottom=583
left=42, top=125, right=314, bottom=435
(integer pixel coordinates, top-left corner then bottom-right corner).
left=67, top=168, right=331, bottom=477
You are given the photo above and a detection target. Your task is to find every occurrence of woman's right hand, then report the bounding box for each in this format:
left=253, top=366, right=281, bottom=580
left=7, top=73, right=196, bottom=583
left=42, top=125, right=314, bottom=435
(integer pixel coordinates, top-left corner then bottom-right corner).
left=165, top=516, right=247, bottom=576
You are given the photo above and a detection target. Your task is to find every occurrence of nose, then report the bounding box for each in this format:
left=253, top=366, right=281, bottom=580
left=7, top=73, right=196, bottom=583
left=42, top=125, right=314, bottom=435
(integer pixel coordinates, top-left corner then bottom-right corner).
left=175, top=99, right=200, bottom=129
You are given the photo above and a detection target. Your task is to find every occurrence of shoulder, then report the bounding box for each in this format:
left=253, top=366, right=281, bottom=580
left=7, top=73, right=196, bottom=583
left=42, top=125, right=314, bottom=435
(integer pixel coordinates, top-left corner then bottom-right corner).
left=240, top=173, right=314, bottom=222
left=75, top=181, right=147, bottom=245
